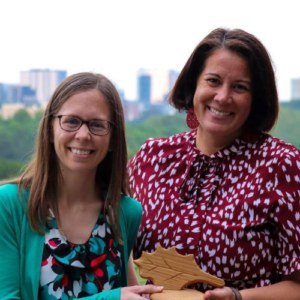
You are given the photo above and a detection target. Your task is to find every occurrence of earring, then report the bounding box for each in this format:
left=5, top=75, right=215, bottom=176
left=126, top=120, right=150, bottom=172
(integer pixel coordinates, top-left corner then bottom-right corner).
left=186, top=109, right=199, bottom=129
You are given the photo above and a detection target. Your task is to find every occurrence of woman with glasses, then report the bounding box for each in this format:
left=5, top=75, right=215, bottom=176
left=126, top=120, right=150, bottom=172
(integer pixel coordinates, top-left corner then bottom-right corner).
left=0, top=72, right=162, bottom=299
left=128, top=28, right=300, bottom=300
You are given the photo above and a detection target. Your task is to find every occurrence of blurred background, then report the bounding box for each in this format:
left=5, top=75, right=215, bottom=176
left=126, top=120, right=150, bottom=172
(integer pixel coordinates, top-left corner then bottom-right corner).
left=1, top=0, right=300, bottom=181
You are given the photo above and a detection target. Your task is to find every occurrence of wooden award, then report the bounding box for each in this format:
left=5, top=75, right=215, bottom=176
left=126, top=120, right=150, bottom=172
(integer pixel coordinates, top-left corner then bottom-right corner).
left=134, top=245, right=225, bottom=300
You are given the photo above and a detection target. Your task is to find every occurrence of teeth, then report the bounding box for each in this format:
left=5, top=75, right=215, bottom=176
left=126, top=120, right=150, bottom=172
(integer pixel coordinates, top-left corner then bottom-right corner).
left=209, top=107, right=231, bottom=116
left=71, top=148, right=91, bottom=155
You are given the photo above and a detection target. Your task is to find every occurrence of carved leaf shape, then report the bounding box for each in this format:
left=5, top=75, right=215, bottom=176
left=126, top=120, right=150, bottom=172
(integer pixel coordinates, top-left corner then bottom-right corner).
left=134, top=244, right=225, bottom=290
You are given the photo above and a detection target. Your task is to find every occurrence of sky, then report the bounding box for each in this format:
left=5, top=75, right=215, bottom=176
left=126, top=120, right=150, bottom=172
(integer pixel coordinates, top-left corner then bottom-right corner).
left=1, top=0, right=300, bottom=101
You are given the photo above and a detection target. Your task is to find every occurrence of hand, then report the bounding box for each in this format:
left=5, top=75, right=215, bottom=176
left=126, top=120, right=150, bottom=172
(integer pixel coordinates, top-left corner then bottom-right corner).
left=204, top=287, right=236, bottom=300
left=121, top=285, right=163, bottom=300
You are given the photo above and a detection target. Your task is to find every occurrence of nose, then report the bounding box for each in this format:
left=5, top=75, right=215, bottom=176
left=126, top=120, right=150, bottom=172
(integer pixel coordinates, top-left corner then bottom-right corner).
left=214, top=85, right=232, bottom=104
left=75, top=123, right=91, bottom=140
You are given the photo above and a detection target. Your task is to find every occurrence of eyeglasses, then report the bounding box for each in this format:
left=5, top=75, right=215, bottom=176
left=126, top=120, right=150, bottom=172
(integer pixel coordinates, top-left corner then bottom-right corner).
left=54, top=115, right=112, bottom=136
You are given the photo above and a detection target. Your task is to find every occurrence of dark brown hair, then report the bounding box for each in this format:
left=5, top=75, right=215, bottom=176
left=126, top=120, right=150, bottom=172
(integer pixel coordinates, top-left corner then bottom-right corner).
left=170, top=28, right=279, bottom=133
left=2, top=72, right=128, bottom=242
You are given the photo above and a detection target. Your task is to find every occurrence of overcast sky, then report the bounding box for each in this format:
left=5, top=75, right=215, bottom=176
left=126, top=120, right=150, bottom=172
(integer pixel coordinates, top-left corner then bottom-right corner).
left=1, top=0, right=299, bottom=101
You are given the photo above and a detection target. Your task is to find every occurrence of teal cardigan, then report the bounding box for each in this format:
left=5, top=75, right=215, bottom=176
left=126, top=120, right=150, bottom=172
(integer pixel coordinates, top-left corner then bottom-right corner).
left=0, top=184, right=142, bottom=300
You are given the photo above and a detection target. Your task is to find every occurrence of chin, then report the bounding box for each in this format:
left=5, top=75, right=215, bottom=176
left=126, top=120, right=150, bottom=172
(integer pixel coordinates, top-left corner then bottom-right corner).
left=61, top=163, right=98, bottom=175
left=205, top=127, right=241, bottom=140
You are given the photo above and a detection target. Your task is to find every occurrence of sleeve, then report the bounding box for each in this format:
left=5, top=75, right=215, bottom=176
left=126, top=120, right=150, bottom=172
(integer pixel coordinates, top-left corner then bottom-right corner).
left=125, top=197, right=143, bottom=258
left=120, top=195, right=143, bottom=261
left=0, top=185, right=21, bottom=299
left=272, top=152, right=300, bottom=275
left=77, top=287, right=121, bottom=300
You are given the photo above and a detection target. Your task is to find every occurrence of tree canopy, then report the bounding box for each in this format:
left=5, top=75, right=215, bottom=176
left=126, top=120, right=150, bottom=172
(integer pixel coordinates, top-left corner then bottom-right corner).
left=0, top=104, right=299, bottom=180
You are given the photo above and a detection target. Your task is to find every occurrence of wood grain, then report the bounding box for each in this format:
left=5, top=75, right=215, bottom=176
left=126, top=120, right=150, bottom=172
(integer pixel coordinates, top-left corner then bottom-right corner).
left=150, top=289, right=205, bottom=300
left=134, top=245, right=225, bottom=290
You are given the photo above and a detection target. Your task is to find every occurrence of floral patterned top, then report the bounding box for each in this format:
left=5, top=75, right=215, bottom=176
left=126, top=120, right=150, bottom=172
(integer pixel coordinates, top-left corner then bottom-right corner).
left=128, top=129, right=300, bottom=292
left=38, top=207, right=122, bottom=299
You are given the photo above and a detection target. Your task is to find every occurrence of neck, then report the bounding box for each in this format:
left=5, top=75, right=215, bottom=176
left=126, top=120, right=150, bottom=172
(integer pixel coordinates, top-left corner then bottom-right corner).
left=196, top=127, right=241, bottom=156
left=57, top=171, right=99, bottom=207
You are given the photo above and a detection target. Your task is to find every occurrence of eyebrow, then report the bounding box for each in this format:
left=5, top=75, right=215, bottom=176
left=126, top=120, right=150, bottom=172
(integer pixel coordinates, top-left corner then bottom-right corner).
left=204, top=73, right=252, bottom=85
left=62, top=114, right=106, bottom=121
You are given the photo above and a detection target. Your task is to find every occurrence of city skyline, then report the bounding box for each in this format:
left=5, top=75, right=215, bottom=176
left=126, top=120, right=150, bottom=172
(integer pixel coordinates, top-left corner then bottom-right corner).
left=1, top=1, right=300, bottom=101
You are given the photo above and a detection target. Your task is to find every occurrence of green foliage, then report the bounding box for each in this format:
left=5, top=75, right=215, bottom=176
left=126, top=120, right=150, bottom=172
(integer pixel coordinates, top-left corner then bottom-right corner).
left=126, top=113, right=188, bottom=158
left=0, top=109, right=41, bottom=162
left=0, top=104, right=299, bottom=180
left=0, top=159, right=23, bottom=180
left=280, top=100, right=300, bottom=110
left=271, top=106, right=300, bottom=148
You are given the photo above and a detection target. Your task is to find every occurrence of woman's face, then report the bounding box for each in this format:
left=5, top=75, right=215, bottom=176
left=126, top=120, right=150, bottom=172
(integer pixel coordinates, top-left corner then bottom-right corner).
left=193, top=49, right=252, bottom=143
left=52, top=89, right=112, bottom=178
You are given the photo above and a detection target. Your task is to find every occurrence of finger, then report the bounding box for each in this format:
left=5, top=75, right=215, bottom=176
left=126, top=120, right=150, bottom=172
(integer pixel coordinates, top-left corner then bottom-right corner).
left=204, top=287, right=234, bottom=300
left=121, top=290, right=153, bottom=300
left=130, top=292, right=157, bottom=300
left=134, top=295, right=152, bottom=300
left=204, top=291, right=212, bottom=299
left=128, top=294, right=151, bottom=300
left=131, top=285, right=164, bottom=294
left=204, top=289, right=222, bottom=300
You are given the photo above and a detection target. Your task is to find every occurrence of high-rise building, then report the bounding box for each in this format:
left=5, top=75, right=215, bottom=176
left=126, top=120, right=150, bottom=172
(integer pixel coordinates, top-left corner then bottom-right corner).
left=137, top=69, right=179, bottom=104
left=20, top=69, right=67, bottom=104
left=137, top=69, right=151, bottom=104
left=291, top=78, right=300, bottom=100
left=0, top=83, right=9, bottom=106
left=0, top=83, right=37, bottom=105
left=169, top=70, right=179, bottom=91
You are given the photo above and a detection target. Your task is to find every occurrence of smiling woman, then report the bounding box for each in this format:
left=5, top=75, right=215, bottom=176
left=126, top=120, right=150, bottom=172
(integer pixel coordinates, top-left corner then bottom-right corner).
left=193, top=49, right=252, bottom=155
left=51, top=89, right=112, bottom=178
left=0, top=72, right=162, bottom=299
left=128, top=28, right=300, bottom=300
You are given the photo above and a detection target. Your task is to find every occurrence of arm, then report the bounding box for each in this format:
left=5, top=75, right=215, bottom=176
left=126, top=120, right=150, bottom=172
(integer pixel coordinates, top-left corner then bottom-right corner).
left=241, top=272, right=300, bottom=300
left=205, top=151, right=300, bottom=300
left=204, top=273, right=300, bottom=300
left=78, top=284, right=163, bottom=300
left=0, top=189, right=21, bottom=299
left=128, top=252, right=140, bottom=286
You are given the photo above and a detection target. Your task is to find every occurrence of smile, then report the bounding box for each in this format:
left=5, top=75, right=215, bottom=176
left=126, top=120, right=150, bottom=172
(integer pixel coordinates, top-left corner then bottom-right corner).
left=70, top=148, right=93, bottom=155
left=208, top=106, right=233, bottom=116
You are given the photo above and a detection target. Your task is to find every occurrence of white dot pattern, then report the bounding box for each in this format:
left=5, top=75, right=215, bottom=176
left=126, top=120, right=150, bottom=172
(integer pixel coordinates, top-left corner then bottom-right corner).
left=128, top=129, right=300, bottom=291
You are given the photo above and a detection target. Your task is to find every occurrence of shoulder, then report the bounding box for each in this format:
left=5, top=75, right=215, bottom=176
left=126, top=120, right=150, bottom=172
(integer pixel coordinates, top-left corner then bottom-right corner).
left=258, top=135, right=300, bottom=194
left=259, top=134, right=300, bottom=155
left=0, top=184, right=27, bottom=222
left=257, top=134, right=300, bottom=165
left=0, top=183, right=19, bottom=196
left=120, top=194, right=142, bottom=218
left=120, top=194, right=143, bottom=233
left=0, top=184, right=27, bottom=209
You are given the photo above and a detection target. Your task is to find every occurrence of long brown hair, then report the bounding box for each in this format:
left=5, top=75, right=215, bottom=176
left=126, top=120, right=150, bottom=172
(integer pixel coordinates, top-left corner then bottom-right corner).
left=1, top=72, right=128, bottom=242
left=170, top=28, right=279, bottom=133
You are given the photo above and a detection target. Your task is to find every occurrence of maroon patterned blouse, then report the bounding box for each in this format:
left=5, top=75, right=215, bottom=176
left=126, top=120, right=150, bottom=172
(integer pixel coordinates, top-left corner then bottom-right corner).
left=128, top=129, right=300, bottom=291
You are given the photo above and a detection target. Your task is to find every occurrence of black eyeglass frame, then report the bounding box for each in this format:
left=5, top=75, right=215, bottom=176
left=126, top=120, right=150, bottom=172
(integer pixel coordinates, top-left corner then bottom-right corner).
left=53, top=115, right=113, bottom=136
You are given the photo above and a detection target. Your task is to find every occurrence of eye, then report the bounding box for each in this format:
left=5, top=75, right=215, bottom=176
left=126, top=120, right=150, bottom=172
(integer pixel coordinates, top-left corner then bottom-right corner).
left=234, top=84, right=249, bottom=92
left=90, top=120, right=108, bottom=129
left=62, top=116, right=80, bottom=126
left=206, top=78, right=220, bottom=85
